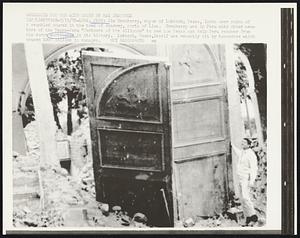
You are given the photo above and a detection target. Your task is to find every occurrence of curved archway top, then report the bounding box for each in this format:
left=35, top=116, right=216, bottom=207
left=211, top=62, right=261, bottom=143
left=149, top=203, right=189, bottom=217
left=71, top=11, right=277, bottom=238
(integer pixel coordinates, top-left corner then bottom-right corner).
left=234, top=48, right=264, bottom=145
left=95, top=61, right=161, bottom=120
left=170, top=44, right=225, bottom=88
left=20, top=43, right=226, bottom=111
left=20, top=44, right=145, bottom=111
left=203, top=44, right=223, bottom=79
left=44, top=43, right=143, bottom=63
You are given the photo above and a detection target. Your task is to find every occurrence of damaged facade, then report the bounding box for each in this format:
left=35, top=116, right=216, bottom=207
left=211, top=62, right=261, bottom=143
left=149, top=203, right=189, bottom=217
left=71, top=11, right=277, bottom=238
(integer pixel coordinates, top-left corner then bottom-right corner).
left=12, top=43, right=265, bottom=227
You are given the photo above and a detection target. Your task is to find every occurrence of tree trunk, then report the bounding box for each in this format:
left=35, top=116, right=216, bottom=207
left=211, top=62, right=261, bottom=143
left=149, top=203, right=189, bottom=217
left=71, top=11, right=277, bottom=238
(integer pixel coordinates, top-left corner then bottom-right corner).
left=53, top=107, right=62, bottom=130
left=67, top=89, right=73, bottom=135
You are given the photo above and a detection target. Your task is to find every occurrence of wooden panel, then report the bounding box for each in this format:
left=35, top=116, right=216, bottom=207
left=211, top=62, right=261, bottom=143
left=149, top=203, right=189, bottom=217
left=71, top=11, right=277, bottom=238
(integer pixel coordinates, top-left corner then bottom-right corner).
left=170, top=44, right=230, bottom=220
left=93, top=119, right=163, bottom=133
left=176, top=154, right=227, bottom=218
left=91, top=65, right=123, bottom=93
left=173, top=98, right=224, bottom=145
left=172, top=83, right=223, bottom=101
left=82, top=51, right=174, bottom=226
left=170, top=44, right=221, bottom=87
left=101, top=177, right=171, bottom=227
left=99, top=64, right=161, bottom=121
left=98, top=129, right=163, bottom=171
left=174, top=139, right=227, bottom=161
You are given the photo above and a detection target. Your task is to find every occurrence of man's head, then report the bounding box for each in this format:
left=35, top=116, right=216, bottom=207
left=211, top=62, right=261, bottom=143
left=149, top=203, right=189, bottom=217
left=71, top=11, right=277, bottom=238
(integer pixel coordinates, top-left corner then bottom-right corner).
left=241, top=138, right=252, bottom=149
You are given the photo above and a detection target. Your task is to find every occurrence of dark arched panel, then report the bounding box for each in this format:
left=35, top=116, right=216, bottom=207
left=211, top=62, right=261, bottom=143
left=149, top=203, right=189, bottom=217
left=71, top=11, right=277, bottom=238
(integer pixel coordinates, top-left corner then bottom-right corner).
left=99, top=63, right=161, bottom=122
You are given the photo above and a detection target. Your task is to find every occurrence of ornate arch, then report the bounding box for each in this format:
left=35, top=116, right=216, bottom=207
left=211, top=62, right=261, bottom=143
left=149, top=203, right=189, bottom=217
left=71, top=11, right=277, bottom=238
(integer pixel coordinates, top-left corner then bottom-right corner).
left=19, top=44, right=143, bottom=112
left=234, top=48, right=264, bottom=145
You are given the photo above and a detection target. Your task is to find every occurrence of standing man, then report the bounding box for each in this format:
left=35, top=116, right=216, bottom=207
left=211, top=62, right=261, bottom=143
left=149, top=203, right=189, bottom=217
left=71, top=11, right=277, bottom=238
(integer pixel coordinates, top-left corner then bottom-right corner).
left=231, top=138, right=258, bottom=226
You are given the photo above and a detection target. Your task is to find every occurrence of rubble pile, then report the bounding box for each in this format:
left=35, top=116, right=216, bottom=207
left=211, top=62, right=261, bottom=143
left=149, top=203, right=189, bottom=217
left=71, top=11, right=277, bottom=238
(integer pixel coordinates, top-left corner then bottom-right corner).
left=77, top=161, right=95, bottom=199
left=251, top=143, right=267, bottom=216
left=68, top=117, right=95, bottom=199
left=12, top=153, right=67, bottom=227
left=80, top=205, right=148, bottom=228
left=14, top=120, right=147, bottom=228
left=14, top=119, right=267, bottom=228
left=23, top=121, right=40, bottom=160
left=195, top=215, right=240, bottom=228
left=42, top=165, right=85, bottom=209
left=174, top=214, right=239, bottom=228
left=13, top=150, right=40, bottom=224
left=13, top=152, right=38, bottom=176
left=14, top=163, right=150, bottom=228
left=13, top=159, right=94, bottom=227
left=13, top=207, right=64, bottom=227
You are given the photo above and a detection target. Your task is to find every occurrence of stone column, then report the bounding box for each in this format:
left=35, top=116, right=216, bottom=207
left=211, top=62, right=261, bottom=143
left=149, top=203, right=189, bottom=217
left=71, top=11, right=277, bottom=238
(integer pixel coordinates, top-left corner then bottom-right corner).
left=225, top=45, right=245, bottom=197
left=12, top=44, right=29, bottom=155
left=25, top=43, right=59, bottom=166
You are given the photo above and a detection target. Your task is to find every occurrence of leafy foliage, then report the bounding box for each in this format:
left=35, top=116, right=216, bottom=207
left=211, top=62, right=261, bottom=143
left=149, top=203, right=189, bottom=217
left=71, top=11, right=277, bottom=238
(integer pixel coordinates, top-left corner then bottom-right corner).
left=46, top=50, right=86, bottom=110
left=22, top=48, right=94, bottom=131
left=235, top=43, right=267, bottom=141
left=235, top=59, right=250, bottom=102
left=21, top=47, right=111, bottom=131
left=21, top=94, right=35, bottom=127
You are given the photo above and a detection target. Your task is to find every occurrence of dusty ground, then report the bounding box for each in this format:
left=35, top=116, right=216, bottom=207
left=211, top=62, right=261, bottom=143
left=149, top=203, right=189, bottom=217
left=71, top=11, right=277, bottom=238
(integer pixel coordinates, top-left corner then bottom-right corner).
left=13, top=152, right=148, bottom=228
left=13, top=118, right=267, bottom=228
left=13, top=119, right=148, bottom=228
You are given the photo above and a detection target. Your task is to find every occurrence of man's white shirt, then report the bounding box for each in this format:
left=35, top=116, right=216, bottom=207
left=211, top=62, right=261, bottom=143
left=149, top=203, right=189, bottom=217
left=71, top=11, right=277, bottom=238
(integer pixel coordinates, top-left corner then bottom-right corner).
left=232, top=144, right=258, bottom=184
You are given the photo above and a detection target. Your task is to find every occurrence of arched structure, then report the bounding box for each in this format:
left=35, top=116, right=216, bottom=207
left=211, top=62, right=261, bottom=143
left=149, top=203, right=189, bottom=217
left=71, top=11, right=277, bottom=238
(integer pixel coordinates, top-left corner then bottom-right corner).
left=17, top=44, right=144, bottom=114
left=234, top=49, right=264, bottom=146
left=12, top=44, right=146, bottom=155
left=12, top=43, right=244, bottom=225
left=166, top=44, right=231, bottom=219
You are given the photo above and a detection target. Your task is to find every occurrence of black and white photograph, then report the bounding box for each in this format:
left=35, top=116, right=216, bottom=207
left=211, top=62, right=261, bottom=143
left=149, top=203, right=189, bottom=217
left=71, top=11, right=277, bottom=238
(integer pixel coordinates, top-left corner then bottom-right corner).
left=3, top=2, right=296, bottom=235
left=11, top=43, right=267, bottom=228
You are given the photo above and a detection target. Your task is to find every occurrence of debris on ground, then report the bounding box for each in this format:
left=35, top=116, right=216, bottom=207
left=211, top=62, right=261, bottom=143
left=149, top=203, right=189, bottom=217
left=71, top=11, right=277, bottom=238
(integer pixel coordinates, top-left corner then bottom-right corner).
left=251, top=142, right=267, bottom=217
left=13, top=120, right=151, bottom=228
left=183, top=217, right=195, bottom=227
left=13, top=208, right=65, bottom=227
left=133, top=212, right=148, bottom=224
left=13, top=119, right=267, bottom=228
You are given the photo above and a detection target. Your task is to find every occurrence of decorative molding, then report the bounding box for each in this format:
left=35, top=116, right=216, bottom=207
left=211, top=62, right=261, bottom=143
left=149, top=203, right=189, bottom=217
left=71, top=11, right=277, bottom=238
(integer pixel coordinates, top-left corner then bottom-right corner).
left=94, top=62, right=162, bottom=122
left=173, top=136, right=226, bottom=149
left=172, top=94, right=224, bottom=105
left=97, top=128, right=165, bottom=172
left=171, top=81, right=222, bottom=92
left=174, top=151, right=227, bottom=164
